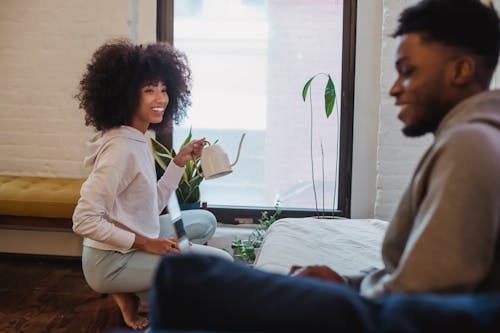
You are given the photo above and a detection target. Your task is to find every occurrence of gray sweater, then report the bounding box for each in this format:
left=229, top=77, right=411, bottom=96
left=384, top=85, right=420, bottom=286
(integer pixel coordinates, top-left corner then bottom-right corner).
left=360, top=90, right=500, bottom=298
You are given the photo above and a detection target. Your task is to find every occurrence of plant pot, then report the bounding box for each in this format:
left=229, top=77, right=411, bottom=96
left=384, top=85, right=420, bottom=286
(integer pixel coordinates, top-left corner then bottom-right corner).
left=179, top=201, right=201, bottom=211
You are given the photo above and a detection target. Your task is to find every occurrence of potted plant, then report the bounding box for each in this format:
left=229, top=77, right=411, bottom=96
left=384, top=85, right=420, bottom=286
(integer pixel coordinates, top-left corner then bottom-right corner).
left=302, top=73, right=338, bottom=217
left=150, top=128, right=204, bottom=210
left=231, top=201, right=281, bottom=264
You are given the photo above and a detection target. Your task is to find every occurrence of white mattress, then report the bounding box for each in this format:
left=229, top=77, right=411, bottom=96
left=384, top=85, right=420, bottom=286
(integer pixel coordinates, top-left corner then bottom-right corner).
left=254, top=217, right=388, bottom=276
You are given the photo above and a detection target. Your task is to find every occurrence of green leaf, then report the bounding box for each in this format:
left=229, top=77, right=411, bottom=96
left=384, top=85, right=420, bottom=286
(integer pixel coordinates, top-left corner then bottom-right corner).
left=150, top=138, right=174, bottom=171
left=151, top=129, right=206, bottom=205
left=324, top=74, right=336, bottom=118
left=184, top=160, right=193, bottom=178
left=181, top=127, right=193, bottom=147
left=302, top=76, right=316, bottom=101
left=189, top=175, right=204, bottom=188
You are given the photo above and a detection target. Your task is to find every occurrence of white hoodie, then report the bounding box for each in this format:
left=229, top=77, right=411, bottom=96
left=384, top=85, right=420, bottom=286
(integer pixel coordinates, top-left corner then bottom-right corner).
left=72, top=126, right=184, bottom=252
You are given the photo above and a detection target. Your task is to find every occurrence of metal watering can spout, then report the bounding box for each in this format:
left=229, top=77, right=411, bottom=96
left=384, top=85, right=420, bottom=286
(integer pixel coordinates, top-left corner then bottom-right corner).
left=230, top=133, right=246, bottom=167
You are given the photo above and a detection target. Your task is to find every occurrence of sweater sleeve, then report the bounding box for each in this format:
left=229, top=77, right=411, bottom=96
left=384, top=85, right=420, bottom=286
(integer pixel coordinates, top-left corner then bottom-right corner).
left=157, top=162, right=185, bottom=212
left=72, top=142, right=136, bottom=251
left=366, top=124, right=500, bottom=296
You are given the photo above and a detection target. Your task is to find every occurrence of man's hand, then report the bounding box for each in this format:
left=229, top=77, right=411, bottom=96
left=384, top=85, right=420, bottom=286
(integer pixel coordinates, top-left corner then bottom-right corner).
left=289, top=265, right=346, bottom=284
left=133, top=234, right=180, bottom=255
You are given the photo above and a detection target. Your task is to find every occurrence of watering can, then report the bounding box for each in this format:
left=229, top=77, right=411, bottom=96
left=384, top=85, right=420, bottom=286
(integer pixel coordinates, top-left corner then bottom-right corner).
left=198, top=133, right=246, bottom=180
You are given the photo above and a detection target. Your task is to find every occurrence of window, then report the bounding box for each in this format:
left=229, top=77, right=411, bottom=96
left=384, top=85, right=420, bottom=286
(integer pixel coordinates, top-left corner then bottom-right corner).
left=157, top=0, right=356, bottom=221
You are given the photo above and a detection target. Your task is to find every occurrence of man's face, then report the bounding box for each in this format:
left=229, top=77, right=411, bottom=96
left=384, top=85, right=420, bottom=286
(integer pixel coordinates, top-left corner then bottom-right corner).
left=390, top=33, right=456, bottom=137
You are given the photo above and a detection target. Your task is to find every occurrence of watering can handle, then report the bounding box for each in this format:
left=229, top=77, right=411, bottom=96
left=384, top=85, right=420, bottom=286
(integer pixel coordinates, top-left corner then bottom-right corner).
left=194, top=141, right=211, bottom=178
left=230, top=133, right=246, bottom=167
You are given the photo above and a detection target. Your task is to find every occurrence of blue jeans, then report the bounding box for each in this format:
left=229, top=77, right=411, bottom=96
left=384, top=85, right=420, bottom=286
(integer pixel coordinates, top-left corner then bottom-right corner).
left=150, top=254, right=500, bottom=333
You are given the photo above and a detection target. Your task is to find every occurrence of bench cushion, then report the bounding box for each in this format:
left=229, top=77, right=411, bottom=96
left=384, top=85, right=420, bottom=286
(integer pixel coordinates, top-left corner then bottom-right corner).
left=0, top=176, right=84, bottom=219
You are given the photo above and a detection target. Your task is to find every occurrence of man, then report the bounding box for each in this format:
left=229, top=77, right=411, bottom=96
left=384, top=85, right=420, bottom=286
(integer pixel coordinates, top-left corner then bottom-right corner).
left=148, top=0, right=500, bottom=331
left=295, top=0, right=500, bottom=299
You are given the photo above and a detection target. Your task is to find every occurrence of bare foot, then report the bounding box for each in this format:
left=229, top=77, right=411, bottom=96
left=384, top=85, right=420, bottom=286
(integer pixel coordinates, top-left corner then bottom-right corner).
left=138, top=300, right=149, bottom=315
left=112, top=293, right=149, bottom=330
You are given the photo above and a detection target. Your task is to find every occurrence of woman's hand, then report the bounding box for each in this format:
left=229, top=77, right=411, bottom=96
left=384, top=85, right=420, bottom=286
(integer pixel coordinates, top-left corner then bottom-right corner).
left=133, top=234, right=180, bottom=255
left=173, top=138, right=207, bottom=167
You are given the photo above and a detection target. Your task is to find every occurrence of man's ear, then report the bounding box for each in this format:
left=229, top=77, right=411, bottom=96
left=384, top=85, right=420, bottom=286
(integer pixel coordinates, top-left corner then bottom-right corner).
left=451, top=56, right=475, bottom=85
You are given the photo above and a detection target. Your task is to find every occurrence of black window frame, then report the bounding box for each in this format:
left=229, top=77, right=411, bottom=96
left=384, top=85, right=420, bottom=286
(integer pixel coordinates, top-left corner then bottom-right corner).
left=156, top=0, right=356, bottom=223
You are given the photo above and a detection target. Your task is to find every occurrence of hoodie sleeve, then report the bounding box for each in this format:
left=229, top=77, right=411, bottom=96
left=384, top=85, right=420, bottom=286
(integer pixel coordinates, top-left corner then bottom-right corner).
left=362, top=124, right=500, bottom=297
left=157, top=161, right=184, bottom=212
left=72, top=141, right=136, bottom=251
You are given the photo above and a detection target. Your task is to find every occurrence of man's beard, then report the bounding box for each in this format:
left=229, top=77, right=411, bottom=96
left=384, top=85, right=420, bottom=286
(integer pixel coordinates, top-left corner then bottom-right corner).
left=402, top=120, right=438, bottom=137
left=402, top=100, right=450, bottom=137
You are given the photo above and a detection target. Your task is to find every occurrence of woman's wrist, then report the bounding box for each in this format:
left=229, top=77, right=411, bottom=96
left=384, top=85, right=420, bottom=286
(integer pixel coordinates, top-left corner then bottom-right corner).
left=172, top=155, right=186, bottom=167
left=133, top=233, right=148, bottom=250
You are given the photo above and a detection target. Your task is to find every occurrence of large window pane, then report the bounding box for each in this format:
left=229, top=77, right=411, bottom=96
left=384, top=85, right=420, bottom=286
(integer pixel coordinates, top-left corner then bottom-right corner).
left=173, top=0, right=343, bottom=210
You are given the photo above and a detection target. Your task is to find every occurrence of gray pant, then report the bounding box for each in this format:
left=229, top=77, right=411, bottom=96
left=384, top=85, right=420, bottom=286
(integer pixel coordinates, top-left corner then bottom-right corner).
left=81, top=209, right=232, bottom=296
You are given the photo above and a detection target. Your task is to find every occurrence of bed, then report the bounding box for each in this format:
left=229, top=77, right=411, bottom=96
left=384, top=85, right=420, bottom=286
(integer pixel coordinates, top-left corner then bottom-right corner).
left=254, top=217, right=389, bottom=276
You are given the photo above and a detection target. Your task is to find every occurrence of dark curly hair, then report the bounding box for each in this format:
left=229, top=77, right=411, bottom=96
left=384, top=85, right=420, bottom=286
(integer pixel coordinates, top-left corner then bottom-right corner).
left=76, top=39, right=191, bottom=131
left=393, top=0, right=500, bottom=81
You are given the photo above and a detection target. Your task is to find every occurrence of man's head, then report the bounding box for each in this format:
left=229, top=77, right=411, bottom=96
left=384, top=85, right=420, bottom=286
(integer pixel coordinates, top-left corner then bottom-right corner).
left=390, top=0, right=499, bottom=137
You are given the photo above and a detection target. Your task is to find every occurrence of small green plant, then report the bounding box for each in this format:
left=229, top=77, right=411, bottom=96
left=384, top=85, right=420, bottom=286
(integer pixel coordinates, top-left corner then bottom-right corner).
left=302, top=73, right=336, bottom=119
left=151, top=128, right=203, bottom=204
left=302, top=73, right=338, bottom=217
left=231, top=201, right=282, bottom=264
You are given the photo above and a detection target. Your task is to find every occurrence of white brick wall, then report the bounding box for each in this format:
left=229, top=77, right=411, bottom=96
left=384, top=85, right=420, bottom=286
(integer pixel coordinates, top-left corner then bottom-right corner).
left=0, top=0, right=155, bottom=178
left=1, top=0, right=498, bottom=220
left=373, top=0, right=434, bottom=220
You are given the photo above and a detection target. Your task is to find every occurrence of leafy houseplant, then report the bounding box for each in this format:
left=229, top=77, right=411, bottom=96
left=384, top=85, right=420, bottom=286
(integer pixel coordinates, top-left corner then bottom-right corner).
left=151, top=129, right=203, bottom=207
left=231, top=201, right=282, bottom=264
left=302, top=73, right=338, bottom=217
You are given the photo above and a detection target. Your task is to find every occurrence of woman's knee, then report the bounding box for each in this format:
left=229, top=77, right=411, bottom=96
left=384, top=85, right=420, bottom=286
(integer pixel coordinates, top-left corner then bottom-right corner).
left=181, top=209, right=217, bottom=244
left=82, top=247, right=157, bottom=294
left=82, top=264, right=112, bottom=294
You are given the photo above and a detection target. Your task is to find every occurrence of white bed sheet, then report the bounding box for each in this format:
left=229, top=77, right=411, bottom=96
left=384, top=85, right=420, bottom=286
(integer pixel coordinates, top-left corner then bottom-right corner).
left=254, top=217, right=388, bottom=276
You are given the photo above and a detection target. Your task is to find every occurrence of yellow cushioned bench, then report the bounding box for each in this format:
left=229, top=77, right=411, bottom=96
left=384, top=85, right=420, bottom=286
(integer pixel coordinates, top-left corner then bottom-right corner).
left=0, top=176, right=85, bottom=229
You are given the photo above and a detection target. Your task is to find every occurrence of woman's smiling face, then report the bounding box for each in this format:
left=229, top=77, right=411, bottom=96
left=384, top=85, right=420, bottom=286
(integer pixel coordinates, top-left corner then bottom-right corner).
left=131, top=81, right=169, bottom=133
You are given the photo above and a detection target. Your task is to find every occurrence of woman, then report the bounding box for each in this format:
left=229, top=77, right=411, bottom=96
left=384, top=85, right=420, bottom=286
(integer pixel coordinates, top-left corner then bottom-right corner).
left=73, top=39, right=231, bottom=330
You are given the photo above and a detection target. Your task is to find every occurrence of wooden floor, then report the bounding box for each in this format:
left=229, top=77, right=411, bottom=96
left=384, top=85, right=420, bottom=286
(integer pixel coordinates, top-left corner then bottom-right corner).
left=0, top=254, right=129, bottom=333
